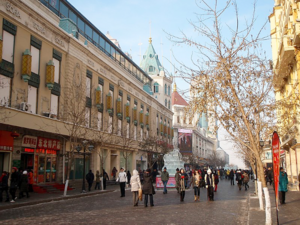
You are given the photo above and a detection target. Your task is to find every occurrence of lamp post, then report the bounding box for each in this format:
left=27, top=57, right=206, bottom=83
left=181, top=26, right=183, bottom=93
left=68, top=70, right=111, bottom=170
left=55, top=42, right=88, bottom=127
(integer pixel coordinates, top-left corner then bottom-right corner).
left=76, top=140, right=94, bottom=193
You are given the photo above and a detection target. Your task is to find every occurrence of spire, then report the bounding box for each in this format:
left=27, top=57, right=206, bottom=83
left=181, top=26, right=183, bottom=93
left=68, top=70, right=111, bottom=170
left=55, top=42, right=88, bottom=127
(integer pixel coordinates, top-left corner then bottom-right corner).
left=173, top=82, right=177, bottom=92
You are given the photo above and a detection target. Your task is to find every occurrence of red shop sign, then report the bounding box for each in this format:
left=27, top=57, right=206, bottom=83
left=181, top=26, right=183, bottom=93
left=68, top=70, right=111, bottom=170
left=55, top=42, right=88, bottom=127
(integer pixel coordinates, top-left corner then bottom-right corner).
left=22, top=135, right=37, bottom=148
left=0, top=130, right=14, bottom=151
left=37, top=137, right=61, bottom=150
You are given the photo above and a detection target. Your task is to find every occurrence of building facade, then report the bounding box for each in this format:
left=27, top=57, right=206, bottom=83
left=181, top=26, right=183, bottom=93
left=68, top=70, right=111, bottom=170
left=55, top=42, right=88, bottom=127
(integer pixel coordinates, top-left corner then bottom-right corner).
left=0, top=0, right=173, bottom=183
left=269, top=0, right=300, bottom=190
left=171, top=83, right=217, bottom=167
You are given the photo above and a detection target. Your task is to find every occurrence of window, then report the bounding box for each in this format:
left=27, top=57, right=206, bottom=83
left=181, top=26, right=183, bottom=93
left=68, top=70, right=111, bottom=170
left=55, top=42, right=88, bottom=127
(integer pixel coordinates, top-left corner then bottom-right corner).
left=77, top=17, right=84, bottom=34
left=165, top=84, right=167, bottom=94
left=2, top=31, right=14, bottom=63
left=86, top=77, right=91, bottom=98
left=0, top=75, right=11, bottom=106
left=118, top=120, right=122, bottom=136
left=168, top=100, right=170, bottom=109
left=100, top=36, right=105, bottom=50
left=97, top=112, right=102, bottom=131
left=154, top=82, right=159, bottom=93
left=50, top=94, right=58, bottom=116
left=177, top=116, right=180, bottom=123
left=126, top=123, right=129, bottom=138
left=165, top=99, right=167, bottom=107
left=28, top=85, right=37, bottom=114
left=108, top=116, right=113, bottom=133
left=105, top=41, right=111, bottom=55
left=69, top=10, right=77, bottom=24
left=140, top=128, right=143, bottom=141
left=59, top=1, right=69, bottom=18
left=31, top=46, right=40, bottom=74
left=149, top=66, right=154, bottom=72
left=85, top=24, right=92, bottom=39
left=85, top=107, right=90, bottom=127
left=168, top=86, right=170, bottom=96
left=53, top=58, right=60, bottom=83
left=134, top=126, right=137, bottom=140
left=93, top=31, right=99, bottom=44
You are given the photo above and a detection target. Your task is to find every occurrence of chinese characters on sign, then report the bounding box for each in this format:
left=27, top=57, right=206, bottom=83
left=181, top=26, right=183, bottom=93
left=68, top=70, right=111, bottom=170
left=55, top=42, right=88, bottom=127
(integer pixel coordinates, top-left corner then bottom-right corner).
left=22, top=135, right=37, bottom=148
left=37, top=137, right=61, bottom=150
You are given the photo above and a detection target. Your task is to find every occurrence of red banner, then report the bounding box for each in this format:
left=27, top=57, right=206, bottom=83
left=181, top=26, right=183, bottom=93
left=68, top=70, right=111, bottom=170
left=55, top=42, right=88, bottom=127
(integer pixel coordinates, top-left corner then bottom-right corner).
left=0, top=131, right=14, bottom=151
left=272, top=131, right=280, bottom=209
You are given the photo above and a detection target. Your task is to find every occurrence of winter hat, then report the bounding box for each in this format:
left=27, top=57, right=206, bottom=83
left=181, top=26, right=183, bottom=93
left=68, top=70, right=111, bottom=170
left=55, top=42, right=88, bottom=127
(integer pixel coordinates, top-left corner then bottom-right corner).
left=207, top=169, right=212, bottom=174
left=23, top=171, right=28, bottom=175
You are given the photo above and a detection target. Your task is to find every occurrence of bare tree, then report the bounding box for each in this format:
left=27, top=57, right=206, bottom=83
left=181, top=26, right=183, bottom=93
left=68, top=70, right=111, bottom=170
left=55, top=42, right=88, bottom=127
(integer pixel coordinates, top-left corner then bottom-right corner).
left=182, top=153, right=198, bottom=170
left=166, top=1, right=289, bottom=223
left=139, top=135, right=172, bottom=170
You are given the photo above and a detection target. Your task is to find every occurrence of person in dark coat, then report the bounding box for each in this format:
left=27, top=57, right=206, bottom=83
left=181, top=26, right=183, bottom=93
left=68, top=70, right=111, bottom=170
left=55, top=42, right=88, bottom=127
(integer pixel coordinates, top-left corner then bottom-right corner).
left=142, top=169, right=154, bottom=207
left=127, top=170, right=131, bottom=185
left=229, top=169, right=235, bottom=185
left=205, top=169, right=215, bottom=201
left=102, top=169, right=109, bottom=190
left=10, top=168, right=19, bottom=202
left=236, top=170, right=243, bottom=191
left=19, top=171, right=29, bottom=198
left=0, top=171, right=9, bottom=202
left=86, top=170, right=94, bottom=191
left=179, top=168, right=186, bottom=202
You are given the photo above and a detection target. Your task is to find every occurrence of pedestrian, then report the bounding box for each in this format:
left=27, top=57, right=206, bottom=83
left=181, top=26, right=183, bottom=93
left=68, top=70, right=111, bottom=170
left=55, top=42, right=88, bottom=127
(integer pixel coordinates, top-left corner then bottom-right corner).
left=86, top=170, right=94, bottom=191
left=214, top=171, right=219, bottom=192
left=0, top=171, right=9, bottom=202
left=142, top=169, right=154, bottom=207
left=9, top=168, right=19, bottom=202
left=19, top=171, right=29, bottom=199
left=205, top=169, right=215, bottom=201
left=243, top=171, right=250, bottom=191
left=28, top=169, right=34, bottom=192
left=130, top=169, right=141, bottom=206
left=95, top=170, right=101, bottom=190
left=229, top=169, right=235, bottom=185
left=127, top=170, right=131, bottom=187
left=179, top=168, right=186, bottom=202
left=152, top=169, right=158, bottom=183
left=175, top=168, right=180, bottom=193
left=191, top=170, right=201, bottom=201
left=236, top=170, right=243, bottom=191
left=112, top=167, right=118, bottom=180
left=139, top=169, right=144, bottom=184
left=279, top=167, right=288, bottom=204
left=102, top=169, right=109, bottom=190
left=117, top=167, right=127, bottom=197
left=161, top=167, right=169, bottom=194
left=267, top=167, right=273, bottom=186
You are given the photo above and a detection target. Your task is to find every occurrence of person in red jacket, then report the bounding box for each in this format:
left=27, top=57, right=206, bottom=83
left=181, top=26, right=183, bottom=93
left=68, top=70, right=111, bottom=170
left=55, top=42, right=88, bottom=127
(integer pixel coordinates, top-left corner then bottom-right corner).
left=214, top=171, right=219, bottom=192
left=28, top=169, right=34, bottom=192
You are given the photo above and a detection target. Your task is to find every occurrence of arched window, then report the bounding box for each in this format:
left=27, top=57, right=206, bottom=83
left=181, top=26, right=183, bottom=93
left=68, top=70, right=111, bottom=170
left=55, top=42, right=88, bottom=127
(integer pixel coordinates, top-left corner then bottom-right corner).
left=168, top=86, right=170, bottom=96
left=168, top=100, right=170, bottom=109
left=154, top=82, right=159, bottom=93
left=165, top=84, right=167, bottom=94
left=149, top=66, right=154, bottom=72
left=165, top=99, right=167, bottom=107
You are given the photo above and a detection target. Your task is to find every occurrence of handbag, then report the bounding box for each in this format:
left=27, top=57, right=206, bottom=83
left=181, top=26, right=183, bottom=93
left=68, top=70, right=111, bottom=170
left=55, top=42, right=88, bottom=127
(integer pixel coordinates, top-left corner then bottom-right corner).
left=138, top=189, right=143, bottom=201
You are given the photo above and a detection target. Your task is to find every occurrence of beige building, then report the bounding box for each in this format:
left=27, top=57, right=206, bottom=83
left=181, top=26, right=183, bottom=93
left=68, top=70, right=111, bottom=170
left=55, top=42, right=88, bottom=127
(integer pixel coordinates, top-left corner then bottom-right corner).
left=0, top=0, right=173, bottom=184
left=269, top=0, right=300, bottom=190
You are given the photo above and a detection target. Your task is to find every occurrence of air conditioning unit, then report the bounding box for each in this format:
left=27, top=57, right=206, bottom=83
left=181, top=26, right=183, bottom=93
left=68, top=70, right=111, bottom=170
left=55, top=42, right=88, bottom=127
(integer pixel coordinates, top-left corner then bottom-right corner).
left=20, top=102, right=32, bottom=112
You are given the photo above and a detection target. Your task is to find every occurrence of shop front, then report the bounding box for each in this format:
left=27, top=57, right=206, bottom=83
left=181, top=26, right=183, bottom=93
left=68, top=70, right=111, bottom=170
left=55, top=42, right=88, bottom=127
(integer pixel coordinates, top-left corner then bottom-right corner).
left=20, top=135, right=61, bottom=183
left=0, top=130, right=13, bottom=174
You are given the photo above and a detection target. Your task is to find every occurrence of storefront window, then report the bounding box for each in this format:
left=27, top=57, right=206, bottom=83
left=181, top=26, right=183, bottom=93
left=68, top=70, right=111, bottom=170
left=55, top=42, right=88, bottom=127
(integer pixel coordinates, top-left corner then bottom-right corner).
left=38, top=157, right=45, bottom=183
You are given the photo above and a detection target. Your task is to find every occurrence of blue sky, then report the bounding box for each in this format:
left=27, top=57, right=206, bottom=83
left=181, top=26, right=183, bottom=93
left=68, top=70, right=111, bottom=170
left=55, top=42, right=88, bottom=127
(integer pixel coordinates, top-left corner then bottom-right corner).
left=69, top=0, right=275, bottom=168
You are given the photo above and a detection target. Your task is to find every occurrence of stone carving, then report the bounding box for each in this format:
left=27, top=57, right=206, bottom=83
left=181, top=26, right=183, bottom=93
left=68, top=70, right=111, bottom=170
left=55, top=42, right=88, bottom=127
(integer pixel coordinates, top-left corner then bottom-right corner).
left=33, top=21, right=46, bottom=35
left=55, top=36, right=65, bottom=47
left=87, top=59, right=94, bottom=67
left=73, top=63, right=82, bottom=87
left=6, top=2, right=21, bottom=19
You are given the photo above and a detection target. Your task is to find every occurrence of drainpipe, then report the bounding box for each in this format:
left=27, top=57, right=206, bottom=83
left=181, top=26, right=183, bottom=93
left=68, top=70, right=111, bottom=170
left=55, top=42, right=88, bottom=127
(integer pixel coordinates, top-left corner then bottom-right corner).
left=289, top=148, right=294, bottom=185
left=63, top=139, right=66, bottom=184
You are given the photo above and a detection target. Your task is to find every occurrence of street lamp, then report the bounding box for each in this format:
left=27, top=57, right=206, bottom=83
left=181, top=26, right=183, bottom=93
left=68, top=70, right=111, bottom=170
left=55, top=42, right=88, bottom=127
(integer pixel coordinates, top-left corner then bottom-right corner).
left=259, top=140, right=264, bottom=148
left=76, top=140, right=94, bottom=193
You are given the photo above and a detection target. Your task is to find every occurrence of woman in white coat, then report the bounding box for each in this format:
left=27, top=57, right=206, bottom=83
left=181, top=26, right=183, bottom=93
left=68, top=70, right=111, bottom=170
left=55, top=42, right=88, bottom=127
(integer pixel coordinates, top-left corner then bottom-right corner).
left=130, top=169, right=141, bottom=206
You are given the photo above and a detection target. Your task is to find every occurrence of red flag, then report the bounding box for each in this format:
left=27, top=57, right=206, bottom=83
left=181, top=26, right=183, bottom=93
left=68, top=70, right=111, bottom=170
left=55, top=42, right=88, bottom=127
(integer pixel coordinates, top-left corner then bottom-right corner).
left=272, top=131, right=280, bottom=210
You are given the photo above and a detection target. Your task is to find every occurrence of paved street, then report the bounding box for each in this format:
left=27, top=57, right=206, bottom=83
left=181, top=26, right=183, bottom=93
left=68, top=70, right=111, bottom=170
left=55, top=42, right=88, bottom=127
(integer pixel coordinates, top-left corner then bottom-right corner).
left=0, top=179, right=250, bottom=225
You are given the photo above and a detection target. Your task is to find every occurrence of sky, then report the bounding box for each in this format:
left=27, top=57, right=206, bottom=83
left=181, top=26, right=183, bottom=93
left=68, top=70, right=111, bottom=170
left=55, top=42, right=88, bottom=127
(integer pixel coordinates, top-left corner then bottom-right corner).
left=68, top=0, right=275, bottom=168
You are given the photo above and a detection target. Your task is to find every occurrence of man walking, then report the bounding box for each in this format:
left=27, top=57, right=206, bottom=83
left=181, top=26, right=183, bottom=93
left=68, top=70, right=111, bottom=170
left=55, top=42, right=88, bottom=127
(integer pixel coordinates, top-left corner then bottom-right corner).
left=161, top=167, right=169, bottom=194
left=86, top=170, right=94, bottom=191
left=229, top=169, right=235, bottom=185
left=117, top=168, right=127, bottom=197
left=175, top=168, right=180, bottom=193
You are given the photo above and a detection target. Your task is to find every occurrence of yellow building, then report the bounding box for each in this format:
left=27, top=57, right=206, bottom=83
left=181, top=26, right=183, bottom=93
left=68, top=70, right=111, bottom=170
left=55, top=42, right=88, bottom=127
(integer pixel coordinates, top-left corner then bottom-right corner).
left=269, top=0, right=300, bottom=190
left=0, top=0, right=173, bottom=185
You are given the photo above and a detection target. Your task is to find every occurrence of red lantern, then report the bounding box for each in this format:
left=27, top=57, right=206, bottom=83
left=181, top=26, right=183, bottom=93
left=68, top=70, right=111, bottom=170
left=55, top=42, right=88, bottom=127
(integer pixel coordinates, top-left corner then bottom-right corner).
left=10, top=131, right=20, bottom=138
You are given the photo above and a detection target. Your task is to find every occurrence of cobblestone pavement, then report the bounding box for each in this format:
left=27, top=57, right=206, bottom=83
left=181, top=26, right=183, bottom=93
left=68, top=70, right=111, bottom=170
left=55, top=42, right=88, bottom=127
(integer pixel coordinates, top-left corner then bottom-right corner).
left=0, top=179, right=250, bottom=225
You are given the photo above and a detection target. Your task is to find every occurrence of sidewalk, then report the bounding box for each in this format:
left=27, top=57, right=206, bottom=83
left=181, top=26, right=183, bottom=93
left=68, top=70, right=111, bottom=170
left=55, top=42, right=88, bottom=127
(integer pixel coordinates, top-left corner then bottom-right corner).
left=0, top=183, right=118, bottom=211
left=247, top=182, right=300, bottom=225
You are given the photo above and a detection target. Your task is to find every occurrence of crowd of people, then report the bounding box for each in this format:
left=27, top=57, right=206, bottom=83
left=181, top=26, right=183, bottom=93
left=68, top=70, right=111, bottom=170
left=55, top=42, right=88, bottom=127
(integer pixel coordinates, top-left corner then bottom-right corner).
left=0, top=167, right=34, bottom=203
